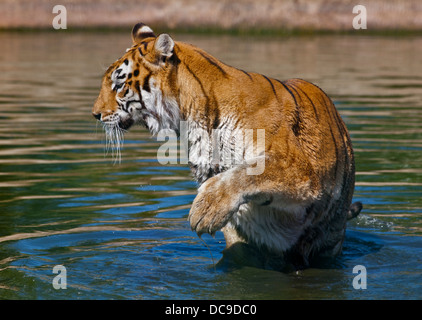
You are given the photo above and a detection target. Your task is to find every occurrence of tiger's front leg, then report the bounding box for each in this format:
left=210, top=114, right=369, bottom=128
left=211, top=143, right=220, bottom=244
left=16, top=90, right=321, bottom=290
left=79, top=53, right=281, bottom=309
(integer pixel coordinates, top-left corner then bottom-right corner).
left=188, top=171, right=250, bottom=237
left=188, top=156, right=318, bottom=237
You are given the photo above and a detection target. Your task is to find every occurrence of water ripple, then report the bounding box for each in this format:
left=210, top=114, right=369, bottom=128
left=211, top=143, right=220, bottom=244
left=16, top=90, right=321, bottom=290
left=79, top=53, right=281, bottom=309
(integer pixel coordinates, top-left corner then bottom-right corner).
left=0, top=32, right=421, bottom=299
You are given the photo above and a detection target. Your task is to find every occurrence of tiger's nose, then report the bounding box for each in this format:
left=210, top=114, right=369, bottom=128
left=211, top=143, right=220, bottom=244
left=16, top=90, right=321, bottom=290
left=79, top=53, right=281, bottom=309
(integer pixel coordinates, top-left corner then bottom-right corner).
left=92, top=113, right=102, bottom=121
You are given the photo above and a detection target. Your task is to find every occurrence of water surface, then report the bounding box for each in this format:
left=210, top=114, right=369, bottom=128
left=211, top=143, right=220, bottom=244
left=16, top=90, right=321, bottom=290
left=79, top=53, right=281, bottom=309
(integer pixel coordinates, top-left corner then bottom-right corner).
left=0, top=31, right=421, bottom=299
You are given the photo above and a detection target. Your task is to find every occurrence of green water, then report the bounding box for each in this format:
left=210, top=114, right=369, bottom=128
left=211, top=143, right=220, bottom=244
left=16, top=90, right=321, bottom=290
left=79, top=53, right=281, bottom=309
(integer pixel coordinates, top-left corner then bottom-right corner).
left=0, top=31, right=421, bottom=299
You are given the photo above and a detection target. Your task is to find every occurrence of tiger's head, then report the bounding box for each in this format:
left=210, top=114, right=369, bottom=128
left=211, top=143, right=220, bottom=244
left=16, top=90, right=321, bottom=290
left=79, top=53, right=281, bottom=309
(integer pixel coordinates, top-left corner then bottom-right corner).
left=92, top=23, right=181, bottom=148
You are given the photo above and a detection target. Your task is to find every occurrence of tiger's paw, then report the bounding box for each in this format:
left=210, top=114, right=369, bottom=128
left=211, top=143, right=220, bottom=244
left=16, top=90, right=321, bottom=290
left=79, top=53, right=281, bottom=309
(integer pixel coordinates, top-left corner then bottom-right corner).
left=188, top=176, right=242, bottom=237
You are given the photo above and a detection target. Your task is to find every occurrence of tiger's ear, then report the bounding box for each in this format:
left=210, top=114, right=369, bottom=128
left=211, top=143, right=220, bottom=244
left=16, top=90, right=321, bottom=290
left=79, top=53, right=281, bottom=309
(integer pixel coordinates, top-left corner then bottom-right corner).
left=132, top=22, right=156, bottom=45
left=154, top=34, right=174, bottom=58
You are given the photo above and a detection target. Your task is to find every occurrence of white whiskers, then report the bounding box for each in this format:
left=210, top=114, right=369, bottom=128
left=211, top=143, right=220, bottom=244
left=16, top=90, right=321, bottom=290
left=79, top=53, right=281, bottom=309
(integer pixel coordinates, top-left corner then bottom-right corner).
left=103, top=122, right=125, bottom=164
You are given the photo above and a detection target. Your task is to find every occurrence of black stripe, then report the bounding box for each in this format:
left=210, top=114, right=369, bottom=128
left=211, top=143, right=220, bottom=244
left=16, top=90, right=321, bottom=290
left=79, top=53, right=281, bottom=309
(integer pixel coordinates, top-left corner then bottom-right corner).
left=140, top=32, right=156, bottom=39
left=142, top=73, right=151, bottom=92
left=314, top=87, right=350, bottom=184
left=195, top=50, right=228, bottom=77
left=329, top=126, right=340, bottom=180
left=132, top=80, right=147, bottom=110
left=331, top=104, right=351, bottom=181
left=184, top=63, right=218, bottom=130
left=315, top=86, right=348, bottom=143
left=134, top=80, right=140, bottom=91
left=279, top=81, right=302, bottom=136
left=288, top=82, right=319, bottom=121
left=184, top=64, right=208, bottom=98
left=113, top=83, right=123, bottom=91
left=307, top=80, right=341, bottom=130
left=212, top=104, right=220, bottom=129
left=330, top=98, right=348, bottom=139
left=277, top=80, right=298, bottom=106
left=284, top=82, right=302, bottom=105
left=262, top=75, right=277, bottom=98
left=239, top=69, right=253, bottom=80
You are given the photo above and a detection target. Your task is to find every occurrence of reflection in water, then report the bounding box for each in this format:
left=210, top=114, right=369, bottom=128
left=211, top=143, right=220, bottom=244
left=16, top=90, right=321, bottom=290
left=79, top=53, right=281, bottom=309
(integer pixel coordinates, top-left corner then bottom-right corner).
left=0, top=32, right=421, bottom=299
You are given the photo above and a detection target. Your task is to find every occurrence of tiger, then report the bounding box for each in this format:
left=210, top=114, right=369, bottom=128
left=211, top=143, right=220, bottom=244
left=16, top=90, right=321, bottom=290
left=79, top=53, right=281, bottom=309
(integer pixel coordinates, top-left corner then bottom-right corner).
left=92, top=22, right=362, bottom=271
